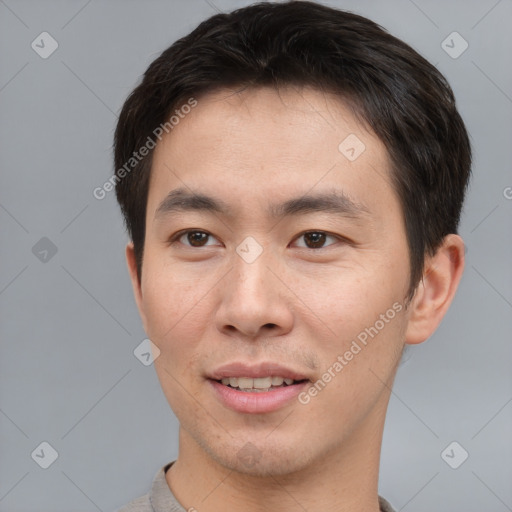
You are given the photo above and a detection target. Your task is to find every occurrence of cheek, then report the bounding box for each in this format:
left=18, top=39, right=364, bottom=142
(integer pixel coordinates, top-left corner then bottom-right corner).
left=142, top=257, right=215, bottom=332
left=292, top=256, right=407, bottom=345
left=140, top=260, right=216, bottom=356
left=140, top=263, right=215, bottom=415
left=291, top=258, right=408, bottom=410
left=302, top=303, right=407, bottom=429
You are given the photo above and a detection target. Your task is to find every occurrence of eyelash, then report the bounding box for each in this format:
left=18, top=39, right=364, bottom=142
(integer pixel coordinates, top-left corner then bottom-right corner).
left=168, top=229, right=346, bottom=249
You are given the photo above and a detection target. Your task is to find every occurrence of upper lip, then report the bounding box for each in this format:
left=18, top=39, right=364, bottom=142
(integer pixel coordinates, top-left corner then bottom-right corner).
left=208, top=362, right=310, bottom=381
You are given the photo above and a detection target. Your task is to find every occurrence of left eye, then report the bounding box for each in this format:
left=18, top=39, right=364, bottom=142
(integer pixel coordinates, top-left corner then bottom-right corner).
left=293, top=231, right=339, bottom=249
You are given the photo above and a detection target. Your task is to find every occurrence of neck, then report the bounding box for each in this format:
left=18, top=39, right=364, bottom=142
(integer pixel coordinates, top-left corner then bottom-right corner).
left=166, top=402, right=387, bottom=512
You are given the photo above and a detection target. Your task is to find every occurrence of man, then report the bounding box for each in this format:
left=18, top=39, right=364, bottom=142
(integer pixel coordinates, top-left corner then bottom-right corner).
left=114, top=2, right=471, bottom=511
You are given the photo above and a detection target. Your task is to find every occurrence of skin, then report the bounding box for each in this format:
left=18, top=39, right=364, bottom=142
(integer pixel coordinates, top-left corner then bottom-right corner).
left=126, top=86, right=465, bottom=512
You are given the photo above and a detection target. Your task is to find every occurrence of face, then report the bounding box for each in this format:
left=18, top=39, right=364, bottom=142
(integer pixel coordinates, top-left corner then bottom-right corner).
left=129, top=86, right=413, bottom=476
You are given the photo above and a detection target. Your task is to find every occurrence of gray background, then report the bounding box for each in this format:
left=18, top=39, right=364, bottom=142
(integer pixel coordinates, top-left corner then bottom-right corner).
left=1, top=0, right=511, bottom=511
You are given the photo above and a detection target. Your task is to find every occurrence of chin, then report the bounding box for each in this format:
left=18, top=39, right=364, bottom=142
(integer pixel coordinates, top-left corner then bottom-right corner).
left=198, top=433, right=319, bottom=478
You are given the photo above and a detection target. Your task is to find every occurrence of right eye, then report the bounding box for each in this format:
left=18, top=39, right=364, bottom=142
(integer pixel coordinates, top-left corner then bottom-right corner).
left=169, top=230, right=221, bottom=248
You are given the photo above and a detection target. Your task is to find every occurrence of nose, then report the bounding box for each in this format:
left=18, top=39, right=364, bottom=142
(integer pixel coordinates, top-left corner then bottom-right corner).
left=214, top=250, right=294, bottom=340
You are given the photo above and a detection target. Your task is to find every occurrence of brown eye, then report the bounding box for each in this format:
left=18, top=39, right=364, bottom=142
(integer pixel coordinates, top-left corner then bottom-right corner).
left=186, top=231, right=210, bottom=247
left=303, top=232, right=327, bottom=248
left=169, top=229, right=221, bottom=249
left=174, top=230, right=215, bottom=247
left=294, top=231, right=339, bottom=249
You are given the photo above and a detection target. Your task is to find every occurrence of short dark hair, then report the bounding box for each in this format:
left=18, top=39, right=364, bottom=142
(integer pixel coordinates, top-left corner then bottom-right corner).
left=114, top=0, right=471, bottom=300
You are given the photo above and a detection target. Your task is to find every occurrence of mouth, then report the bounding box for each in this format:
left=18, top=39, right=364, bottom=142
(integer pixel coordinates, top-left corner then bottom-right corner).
left=207, top=363, right=311, bottom=414
left=215, top=376, right=309, bottom=392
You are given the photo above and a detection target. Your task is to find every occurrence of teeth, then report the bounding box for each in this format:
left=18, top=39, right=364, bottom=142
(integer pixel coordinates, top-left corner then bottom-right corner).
left=237, top=377, right=253, bottom=389
left=253, top=377, right=272, bottom=389
left=219, top=376, right=301, bottom=390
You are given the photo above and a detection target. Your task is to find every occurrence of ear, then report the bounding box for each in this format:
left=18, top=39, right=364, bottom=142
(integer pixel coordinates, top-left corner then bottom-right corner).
left=126, top=242, right=148, bottom=330
left=405, top=234, right=465, bottom=345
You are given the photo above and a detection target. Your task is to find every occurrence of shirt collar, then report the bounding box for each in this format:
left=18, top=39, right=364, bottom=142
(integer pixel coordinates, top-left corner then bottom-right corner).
left=149, top=462, right=185, bottom=512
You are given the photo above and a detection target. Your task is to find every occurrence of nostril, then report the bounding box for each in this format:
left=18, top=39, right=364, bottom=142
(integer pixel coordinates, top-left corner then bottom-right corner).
left=264, top=323, right=277, bottom=329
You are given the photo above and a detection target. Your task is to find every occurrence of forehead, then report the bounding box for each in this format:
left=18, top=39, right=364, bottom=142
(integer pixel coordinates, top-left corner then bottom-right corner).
left=147, top=86, right=397, bottom=222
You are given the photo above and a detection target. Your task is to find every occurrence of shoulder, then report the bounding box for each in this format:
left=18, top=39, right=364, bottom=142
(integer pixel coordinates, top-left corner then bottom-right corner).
left=379, top=496, right=396, bottom=512
left=114, top=493, right=152, bottom=512
left=114, top=462, right=176, bottom=512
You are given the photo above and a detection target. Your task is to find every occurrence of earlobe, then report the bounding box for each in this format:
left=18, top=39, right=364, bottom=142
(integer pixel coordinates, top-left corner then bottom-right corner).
left=125, top=242, right=147, bottom=327
left=405, top=234, right=465, bottom=345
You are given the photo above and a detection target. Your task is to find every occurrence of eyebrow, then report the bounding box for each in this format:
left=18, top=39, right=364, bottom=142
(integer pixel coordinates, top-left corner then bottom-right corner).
left=154, top=188, right=232, bottom=219
left=270, top=191, right=371, bottom=219
left=154, top=187, right=371, bottom=221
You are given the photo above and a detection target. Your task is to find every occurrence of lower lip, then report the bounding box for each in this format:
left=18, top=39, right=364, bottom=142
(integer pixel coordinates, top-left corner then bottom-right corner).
left=209, top=379, right=308, bottom=414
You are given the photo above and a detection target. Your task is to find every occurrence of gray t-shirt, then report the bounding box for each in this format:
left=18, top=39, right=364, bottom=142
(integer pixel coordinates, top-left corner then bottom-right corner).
left=116, top=462, right=396, bottom=512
